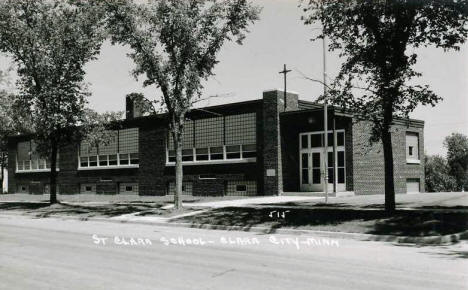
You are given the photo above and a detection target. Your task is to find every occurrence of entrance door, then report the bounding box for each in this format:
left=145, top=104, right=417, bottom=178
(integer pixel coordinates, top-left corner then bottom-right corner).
left=300, top=150, right=324, bottom=191
left=299, top=131, right=346, bottom=192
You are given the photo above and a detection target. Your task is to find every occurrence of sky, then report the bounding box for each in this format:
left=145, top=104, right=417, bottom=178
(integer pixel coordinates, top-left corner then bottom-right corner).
left=1, top=0, right=467, bottom=156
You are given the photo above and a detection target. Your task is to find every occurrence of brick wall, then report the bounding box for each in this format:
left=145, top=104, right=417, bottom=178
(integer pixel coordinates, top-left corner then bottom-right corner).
left=352, top=120, right=424, bottom=195
left=262, top=90, right=298, bottom=195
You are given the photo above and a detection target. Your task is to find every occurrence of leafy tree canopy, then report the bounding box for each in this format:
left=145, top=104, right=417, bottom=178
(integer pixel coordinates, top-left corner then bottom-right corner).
left=444, top=133, right=468, bottom=190
left=302, top=0, right=468, bottom=138
left=0, top=0, right=107, bottom=157
left=425, top=154, right=457, bottom=192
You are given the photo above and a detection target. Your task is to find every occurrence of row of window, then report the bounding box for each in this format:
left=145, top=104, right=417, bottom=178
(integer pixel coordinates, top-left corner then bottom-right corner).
left=167, top=113, right=257, bottom=150
left=16, top=158, right=53, bottom=172
left=301, top=131, right=345, bottom=149
left=167, top=180, right=257, bottom=196
left=79, top=153, right=139, bottom=168
left=167, top=144, right=256, bottom=163
left=80, top=128, right=139, bottom=156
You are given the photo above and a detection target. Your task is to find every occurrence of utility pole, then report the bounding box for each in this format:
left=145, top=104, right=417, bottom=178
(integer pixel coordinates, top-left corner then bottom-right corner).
left=323, top=34, right=329, bottom=203
left=279, top=64, right=291, bottom=111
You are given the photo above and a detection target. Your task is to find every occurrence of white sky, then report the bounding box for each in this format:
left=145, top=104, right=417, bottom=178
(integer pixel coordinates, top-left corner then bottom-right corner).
left=1, top=0, right=467, bottom=156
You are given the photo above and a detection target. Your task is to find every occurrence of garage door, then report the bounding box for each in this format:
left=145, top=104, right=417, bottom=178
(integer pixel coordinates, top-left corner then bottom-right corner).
left=406, top=179, right=420, bottom=193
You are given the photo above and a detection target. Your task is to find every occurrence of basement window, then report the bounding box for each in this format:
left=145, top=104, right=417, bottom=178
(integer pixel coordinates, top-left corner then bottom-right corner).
left=236, top=185, right=247, bottom=192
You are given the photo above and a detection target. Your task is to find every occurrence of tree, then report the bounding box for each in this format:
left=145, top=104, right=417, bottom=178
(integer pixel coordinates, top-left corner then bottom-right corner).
left=302, top=0, right=468, bottom=212
left=0, top=0, right=106, bottom=203
left=0, top=71, right=33, bottom=193
left=425, top=154, right=457, bottom=192
left=444, top=133, right=468, bottom=191
left=104, top=0, right=260, bottom=209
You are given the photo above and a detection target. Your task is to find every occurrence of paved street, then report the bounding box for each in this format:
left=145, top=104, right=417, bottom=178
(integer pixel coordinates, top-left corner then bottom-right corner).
left=0, top=214, right=467, bottom=290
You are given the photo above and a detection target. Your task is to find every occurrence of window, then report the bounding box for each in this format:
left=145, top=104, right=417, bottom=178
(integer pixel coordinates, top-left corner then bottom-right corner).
left=109, top=154, right=118, bottom=166
left=195, top=117, right=223, bottom=148
left=338, top=151, right=345, bottom=184
left=80, top=183, right=96, bottom=194
left=225, top=113, right=256, bottom=146
left=226, top=145, right=241, bottom=159
left=79, top=128, right=139, bottom=169
left=226, top=181, right=256, bottom=196
left=16, top=140, right=53, bottom=172
left=130, top=153, right=139, bottom=165
left=210, top=146, right=223, bottom=160
left=301, top=135, right=308, bottom=149
left=236, top=185, right=247, bottom=192
left=99, top=155, right=108, bottom=166
left=310, top=134, right=322, bottom=147
left=182, top=149, right=194, bottom=161
left=167, top=182, right=193, bottom=195
left=406, top=132, right=419, bottom=163
left=89, top=156, right=97, bottom=167
left=242, top=144, right=256, bottom=158
left=199, top=174, right=216, bottom=179
left=118, top=183, right=138, bottom=194
left=196, top=148, right=209, bottom=161
left=119, top=153, right=129, bottom=165
left=168, top=150, right=176, bottom=162
left=166, top=113, right=257, bottom=164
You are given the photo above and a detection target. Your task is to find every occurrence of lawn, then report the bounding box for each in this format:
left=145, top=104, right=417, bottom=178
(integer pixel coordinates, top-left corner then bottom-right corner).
left=172, top=206, right=468, bottom=237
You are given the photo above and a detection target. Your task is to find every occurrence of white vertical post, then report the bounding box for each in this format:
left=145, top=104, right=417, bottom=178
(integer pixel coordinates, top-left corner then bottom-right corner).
left=323, top=33, right=329, bottom=203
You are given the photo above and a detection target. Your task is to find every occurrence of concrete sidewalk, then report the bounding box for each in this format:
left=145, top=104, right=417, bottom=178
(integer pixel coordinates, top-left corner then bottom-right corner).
left=162, top=195, right=325, bottom=209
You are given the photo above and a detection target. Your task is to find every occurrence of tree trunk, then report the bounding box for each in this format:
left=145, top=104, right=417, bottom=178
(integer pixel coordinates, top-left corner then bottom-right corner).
left=0, top=154, right=4, bottom=194
left=382, top=127, right=396, bottom=213
left=49, top=141, right=58, bottom=204
left=174, top=140, right=183, bottom=210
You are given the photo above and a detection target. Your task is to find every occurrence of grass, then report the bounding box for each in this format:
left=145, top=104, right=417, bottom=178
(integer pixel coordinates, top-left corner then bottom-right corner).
left=172, top=207, right=468, bottom=237
left=0, top=201, right=178, bottom=219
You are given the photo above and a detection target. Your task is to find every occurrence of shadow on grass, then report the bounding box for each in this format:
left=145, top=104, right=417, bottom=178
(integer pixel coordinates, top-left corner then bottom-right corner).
left=0, top=202, right=165, bottom=218
left=172, top=207, right=468, bottom=237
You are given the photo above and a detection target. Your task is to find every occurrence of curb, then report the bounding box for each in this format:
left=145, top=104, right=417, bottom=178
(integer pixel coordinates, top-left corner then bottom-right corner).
left=1, top=212, right=466, bottom=245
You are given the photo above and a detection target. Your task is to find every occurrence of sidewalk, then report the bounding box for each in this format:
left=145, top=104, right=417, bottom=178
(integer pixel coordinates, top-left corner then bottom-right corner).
left=162, top=195, right=324, bottom=209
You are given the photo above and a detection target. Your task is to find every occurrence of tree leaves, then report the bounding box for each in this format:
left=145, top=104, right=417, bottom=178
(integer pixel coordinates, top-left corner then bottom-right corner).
left=303, top=0, right=467, bottom=138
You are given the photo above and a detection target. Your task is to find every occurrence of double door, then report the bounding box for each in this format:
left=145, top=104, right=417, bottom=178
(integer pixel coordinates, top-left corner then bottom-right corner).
left=300, top=148, right=346, bottom=192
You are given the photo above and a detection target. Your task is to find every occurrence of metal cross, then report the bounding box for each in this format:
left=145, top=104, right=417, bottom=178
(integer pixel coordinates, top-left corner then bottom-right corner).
left=279, top=64, right=291, bottom=110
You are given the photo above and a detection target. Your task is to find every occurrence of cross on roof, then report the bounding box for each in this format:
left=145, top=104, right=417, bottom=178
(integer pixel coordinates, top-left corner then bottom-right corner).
left=279, top=64, right=291, bottom=110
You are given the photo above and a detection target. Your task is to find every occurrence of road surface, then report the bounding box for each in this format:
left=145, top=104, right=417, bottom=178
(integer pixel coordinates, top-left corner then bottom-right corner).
left=0, top=214, right=467, bottom=290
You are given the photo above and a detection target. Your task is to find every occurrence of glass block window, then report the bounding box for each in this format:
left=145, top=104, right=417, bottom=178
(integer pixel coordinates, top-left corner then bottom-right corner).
left=17, top=141, right=30, bottom=163
left=167, top=120, right=194, bottom=150
left=99, top=131, right=118, bottom=155
left=79, top=128, right=139, bottom=169
left=165, top=113, right=257, bottom=164
left=16, top=140, right=51, bottom=172
left=225, top=113, right=256, bottom=145
left=119, top=128, right=139, bottom=154
left=80, top=142, right=97, bottom=157
left=195, top=117, right=223, bottom=148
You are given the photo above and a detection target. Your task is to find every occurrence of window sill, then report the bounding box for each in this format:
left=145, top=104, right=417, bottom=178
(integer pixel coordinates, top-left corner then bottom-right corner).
left=406, top=159, right=421, bottom=164
left=166, top=158, right=256, bottom=166
left=78, top=165, right=139, bottom=170
left=16, top=169, right=59, bottom=173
